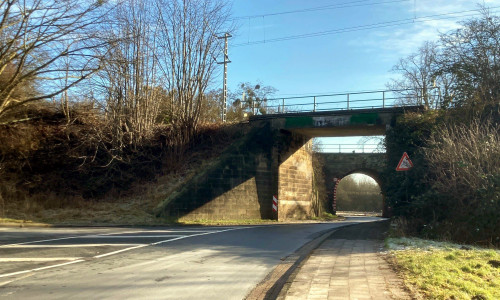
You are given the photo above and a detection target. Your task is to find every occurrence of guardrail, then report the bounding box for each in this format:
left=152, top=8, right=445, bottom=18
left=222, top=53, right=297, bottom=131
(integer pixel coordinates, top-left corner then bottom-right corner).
left=320, top=144, right=385, bottom=153
left=242, top=88, right=440, bottom=115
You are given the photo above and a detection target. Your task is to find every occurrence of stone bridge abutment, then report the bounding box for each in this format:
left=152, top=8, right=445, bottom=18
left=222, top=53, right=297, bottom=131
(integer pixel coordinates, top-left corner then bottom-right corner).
left=156, top=107, right=419, bottom=221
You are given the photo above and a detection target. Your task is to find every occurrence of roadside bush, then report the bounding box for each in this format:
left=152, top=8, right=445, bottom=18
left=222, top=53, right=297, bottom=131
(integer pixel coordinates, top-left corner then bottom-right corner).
left=420, top=116, right=500, bottom=245
left=385, top=108, right=500, bottom=247
left=0, top=104, right=247, bottom=208
left=383, top=111, right=440, bottom=217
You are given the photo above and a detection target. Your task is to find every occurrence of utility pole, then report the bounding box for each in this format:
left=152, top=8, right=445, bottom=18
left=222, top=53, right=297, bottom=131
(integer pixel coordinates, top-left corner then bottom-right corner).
left=217, top=33, right=231, bottom=122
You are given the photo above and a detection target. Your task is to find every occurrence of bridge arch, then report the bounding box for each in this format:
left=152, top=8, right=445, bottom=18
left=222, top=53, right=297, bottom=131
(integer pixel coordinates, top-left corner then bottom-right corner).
left=333, top=170, right=386, bottom=216
left=320, top=153, right=388, bottom=216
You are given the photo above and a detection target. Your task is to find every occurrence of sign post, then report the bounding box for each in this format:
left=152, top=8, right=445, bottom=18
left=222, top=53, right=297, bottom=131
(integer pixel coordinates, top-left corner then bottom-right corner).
left=396, top=152, right=413, bottom=203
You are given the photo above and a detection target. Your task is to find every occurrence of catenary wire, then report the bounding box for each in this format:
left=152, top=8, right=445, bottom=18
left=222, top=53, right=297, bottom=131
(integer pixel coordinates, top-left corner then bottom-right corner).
left=231, top=0, right=410, bottom=20
left=232, top=6, right=500, bottom=47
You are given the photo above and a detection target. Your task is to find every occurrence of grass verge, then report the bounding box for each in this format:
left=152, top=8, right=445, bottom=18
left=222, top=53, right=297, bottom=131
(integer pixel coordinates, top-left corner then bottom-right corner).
left=386, top=237, right=500, bottom=300
left=177, top=219, right=278, bottom=226
left=311, top=212, right=343, bottom=221
left=178, top=214, right=344, bottom=226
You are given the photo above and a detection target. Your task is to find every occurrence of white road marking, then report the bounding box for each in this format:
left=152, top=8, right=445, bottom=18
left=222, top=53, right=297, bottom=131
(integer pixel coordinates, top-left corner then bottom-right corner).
left=0, top=236, right=83, bottom=247
left=93, top=245, right=149, bottom=258
left=0, top=259, right=85, bottom=278
left=151, top=228, right=247, bottom=246
left=93, top=227, right=248, bottom=258
left=86, top=235, right=185, bottom=238
left=97, top=230, right=221, bottom=235
left=0, top=229, right=224, bottom=248
left=0, top=227, right=250, bottom=278
left=0, top=273, right=33, bottom=287
left=0, top=257, right=81, bottom=262
left=2, top=244, right=147, bottom=248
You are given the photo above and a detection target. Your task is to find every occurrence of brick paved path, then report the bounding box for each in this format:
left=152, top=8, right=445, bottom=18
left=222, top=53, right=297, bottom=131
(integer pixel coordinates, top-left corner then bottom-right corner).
left=279, top=221, right=411, bottom=300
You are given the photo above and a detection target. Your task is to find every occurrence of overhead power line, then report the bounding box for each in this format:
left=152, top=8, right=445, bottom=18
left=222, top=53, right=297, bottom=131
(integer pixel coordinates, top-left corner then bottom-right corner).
left=232, top=6, right=500, bottom=47
left=232, top=0, right=410, bottom=20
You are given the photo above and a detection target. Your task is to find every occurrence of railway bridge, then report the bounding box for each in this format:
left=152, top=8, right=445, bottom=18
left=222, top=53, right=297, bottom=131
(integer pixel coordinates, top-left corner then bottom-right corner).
left=157, top=90, right=423, bottom=221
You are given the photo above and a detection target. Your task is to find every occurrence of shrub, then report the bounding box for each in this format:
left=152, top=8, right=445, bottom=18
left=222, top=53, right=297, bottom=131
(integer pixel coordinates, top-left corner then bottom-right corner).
left=385, top=109, right=499, bottom=246
left=421, top=116, right=500, bottom=245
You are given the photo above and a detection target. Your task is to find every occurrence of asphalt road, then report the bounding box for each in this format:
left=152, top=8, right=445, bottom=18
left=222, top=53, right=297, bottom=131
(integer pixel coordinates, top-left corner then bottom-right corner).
left=0, top=217, right=381, bottom=299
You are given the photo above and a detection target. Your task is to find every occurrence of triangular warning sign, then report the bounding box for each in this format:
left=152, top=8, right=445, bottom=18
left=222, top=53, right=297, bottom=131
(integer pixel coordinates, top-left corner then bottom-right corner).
left=396, top=152, right=413, bottom=171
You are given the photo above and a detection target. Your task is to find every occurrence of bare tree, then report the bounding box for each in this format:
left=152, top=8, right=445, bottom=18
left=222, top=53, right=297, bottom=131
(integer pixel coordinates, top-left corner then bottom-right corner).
left=387, top=41, right=445, bottom=109
left=155, top=0, right=233, bottom=142
left=93, top=0, right=162, bottom=148
left=199, top=89, right=223, bottom=123
left=388, top=8, right=500, bottom=110
left=0, top=0, right=109, bottom=123
left=438, top=9, right=500, bottom=108
left=226, top=82, right=277, bottom=121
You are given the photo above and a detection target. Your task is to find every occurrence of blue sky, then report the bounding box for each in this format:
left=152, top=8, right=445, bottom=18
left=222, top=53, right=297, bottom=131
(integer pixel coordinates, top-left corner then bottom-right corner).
left=218, top=0, right=500, bottom=151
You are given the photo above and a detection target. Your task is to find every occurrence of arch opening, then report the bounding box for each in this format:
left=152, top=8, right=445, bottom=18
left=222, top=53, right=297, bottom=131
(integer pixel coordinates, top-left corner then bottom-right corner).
left=335, top=173, right=383, bottom=216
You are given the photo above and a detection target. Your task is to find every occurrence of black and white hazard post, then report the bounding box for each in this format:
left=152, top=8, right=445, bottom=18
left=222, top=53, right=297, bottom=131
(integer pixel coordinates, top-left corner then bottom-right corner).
left=332, top=178, right=340, bottom=215
left=272, top=195, right=278, bottom=217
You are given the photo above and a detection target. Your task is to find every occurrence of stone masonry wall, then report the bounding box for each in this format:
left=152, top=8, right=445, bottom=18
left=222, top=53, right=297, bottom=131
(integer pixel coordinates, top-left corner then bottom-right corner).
left=156, top=122, right=277, bottom=221
left=156, top=120, right=316, bottom=222
left=277, top=133, right=313, bottom=220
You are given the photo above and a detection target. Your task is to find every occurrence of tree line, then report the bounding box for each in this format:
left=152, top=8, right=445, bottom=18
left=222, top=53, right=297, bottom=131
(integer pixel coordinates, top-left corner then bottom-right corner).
left=388, top=8, right=500, bottom=111
left=0, top=0, right=236, bottom=147
left=384, top=9, right=499, bottom=246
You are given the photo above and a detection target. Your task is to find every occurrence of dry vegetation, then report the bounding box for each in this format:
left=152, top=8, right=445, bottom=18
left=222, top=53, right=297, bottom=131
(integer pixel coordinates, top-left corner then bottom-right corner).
left=384, top=9, right=500, bottom=247
left=0, top=0, right=243, bottom=225
left=0, top=104, right=248, bottom=225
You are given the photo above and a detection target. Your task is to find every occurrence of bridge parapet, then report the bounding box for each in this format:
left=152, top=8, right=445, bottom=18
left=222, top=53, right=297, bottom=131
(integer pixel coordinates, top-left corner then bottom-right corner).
left=242, top=89, right=432, bottom=115
left=252, top=106, right=423, bottom=137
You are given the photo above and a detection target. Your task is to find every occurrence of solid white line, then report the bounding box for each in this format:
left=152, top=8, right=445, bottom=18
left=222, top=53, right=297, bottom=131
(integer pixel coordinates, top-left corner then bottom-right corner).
left=32, top=259, right=85, bottom=271
left=2, top=244, right=147, bottom=248
left=0, top=273, right=33, bottom=287
left=0, top=270, right=31, bottom=278
left=95, top=227, right=249, bottom=258
left=150, top=227, right=249, bottom=246
left=93, top=245, right=149, bottom=258
left=0, top=260, right=84, bottom=278
left=86, top=235, right=185, bottom=238
left=0, top=229, right=222, bottom=248
left=0, top=257, right=81, bottom=262
left=0, top=235, right=83, bottom=247
left=97, top=230, right=218, bottom=235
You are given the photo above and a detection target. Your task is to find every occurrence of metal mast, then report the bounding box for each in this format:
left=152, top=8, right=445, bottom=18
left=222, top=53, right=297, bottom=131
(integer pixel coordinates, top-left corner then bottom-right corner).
left=217, top=33, right=231, bottom=122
